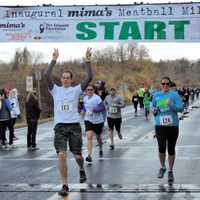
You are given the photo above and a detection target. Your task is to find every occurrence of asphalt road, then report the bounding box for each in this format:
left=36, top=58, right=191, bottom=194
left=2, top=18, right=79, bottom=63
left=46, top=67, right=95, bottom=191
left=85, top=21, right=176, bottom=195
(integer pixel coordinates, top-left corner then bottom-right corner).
left=1, top=103, right=200, bottom=200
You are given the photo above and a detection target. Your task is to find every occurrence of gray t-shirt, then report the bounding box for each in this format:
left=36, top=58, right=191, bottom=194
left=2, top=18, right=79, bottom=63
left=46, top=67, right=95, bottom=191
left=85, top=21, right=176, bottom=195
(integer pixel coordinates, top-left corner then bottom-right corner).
left=49, top=84, right=82, bottom=125
left=104, top=94, right=125, bottom=119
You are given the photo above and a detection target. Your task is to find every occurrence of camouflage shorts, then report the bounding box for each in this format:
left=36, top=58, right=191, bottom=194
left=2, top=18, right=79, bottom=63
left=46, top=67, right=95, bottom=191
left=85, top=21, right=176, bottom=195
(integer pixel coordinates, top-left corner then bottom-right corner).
left=54, top=123, right=82, bottom=155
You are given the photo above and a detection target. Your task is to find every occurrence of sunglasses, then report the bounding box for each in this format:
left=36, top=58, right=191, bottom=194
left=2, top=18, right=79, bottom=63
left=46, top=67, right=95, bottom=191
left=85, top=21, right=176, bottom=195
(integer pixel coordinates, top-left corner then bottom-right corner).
left=161, top=82, right=170, bottom=86
left=87, top=88, right=94, bottom=91
left=61, top=76, right=71, bottom=79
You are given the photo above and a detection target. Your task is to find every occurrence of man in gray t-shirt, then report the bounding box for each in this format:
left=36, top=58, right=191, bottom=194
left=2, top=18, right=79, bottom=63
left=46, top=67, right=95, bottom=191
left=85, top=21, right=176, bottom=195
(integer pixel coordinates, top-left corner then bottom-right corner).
left=104, top=88, right=125, bottom=150
left=44, top=48, right=93, bottom=197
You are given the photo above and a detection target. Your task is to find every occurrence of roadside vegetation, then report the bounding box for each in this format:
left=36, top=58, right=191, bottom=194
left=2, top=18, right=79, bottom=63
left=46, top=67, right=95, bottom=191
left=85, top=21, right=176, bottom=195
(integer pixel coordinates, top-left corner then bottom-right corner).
left=0, top=44, right=199, bottom=119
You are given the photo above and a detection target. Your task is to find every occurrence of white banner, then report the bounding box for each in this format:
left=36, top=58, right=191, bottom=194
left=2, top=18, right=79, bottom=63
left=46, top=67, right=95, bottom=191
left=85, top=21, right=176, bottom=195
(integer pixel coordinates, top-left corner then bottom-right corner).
left=0, top=2, right=199, bottom=42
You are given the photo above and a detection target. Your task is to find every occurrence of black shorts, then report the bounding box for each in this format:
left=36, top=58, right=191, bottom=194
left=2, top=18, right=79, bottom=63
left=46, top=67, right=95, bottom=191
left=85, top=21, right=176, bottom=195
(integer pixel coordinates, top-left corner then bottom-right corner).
left=84, top=121, right=104, bottom=135
left=107, top=117, right=122, bottom=133
left=155, top=126, right=179, bottom=155
left=54, top=123, right=82, bottom=155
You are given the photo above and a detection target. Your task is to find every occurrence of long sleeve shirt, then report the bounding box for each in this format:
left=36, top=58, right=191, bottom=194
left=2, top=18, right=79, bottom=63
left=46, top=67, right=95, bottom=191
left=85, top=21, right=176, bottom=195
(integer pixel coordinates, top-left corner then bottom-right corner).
left=151, top=91, right=183, bottom=127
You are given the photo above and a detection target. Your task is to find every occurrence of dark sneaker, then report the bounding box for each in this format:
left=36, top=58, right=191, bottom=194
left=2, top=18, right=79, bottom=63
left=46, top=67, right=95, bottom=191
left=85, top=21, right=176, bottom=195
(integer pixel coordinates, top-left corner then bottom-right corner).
left=118, top=133, right=123, bottom=140
left=2, top=145, right=8, bottom=149
left=168, top=171, right=174, bottom=183
left=58, top=185, right=69, bottom=196
left=157, top=167, right=166, bottom=178
left=99, top=150, right=103, bottom=157
left=109, top=145, right=115, bottom=150
left=85, top=156, right=92, bottom=164
left=27, top=147, right=32, bottom=151
left=9, top=144, right=17, bottom=149
left=31, top=147, right=40, bottom=151
left=80, top=169, right=87, bottom=183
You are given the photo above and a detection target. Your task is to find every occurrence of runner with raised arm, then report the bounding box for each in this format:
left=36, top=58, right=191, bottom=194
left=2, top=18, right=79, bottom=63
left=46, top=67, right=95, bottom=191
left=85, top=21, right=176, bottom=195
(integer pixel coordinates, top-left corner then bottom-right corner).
left=44, top=48, right=93, bottom=196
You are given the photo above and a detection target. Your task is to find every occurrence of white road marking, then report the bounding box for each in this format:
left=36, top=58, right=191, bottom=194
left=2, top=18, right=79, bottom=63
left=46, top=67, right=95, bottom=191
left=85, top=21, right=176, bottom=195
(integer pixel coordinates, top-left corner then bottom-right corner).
left=40, top=166, right=55, bottom=173
left=136, top=130, right=155, bottom=142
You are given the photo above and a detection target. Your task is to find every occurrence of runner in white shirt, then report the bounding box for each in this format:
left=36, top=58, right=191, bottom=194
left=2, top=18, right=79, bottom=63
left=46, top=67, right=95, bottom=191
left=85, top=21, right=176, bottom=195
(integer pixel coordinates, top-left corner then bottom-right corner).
left=44, top=48, right=93, bottom=197
left=83, top=84, right=105, bottom=164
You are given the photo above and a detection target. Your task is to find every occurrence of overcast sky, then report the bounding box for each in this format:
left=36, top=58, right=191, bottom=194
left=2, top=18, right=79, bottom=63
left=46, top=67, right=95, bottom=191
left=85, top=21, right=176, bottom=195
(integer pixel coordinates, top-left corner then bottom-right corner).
left=0, top=0, right=199, bottom=63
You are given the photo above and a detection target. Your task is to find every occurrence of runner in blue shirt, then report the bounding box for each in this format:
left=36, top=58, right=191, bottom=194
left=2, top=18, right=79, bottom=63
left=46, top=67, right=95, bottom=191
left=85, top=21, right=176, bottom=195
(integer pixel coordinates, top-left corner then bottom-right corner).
left=151, top=76, right=183, bottom=183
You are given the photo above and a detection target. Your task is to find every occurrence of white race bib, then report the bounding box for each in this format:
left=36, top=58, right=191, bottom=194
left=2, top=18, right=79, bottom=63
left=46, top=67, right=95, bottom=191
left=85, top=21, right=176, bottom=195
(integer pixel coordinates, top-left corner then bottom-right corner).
left=86, top=111, right=94, bottom=119
left=109, top=106, right=118, bottom=114
left=160, top=115, right=173, bottom=125
left=58, top=100, right=72, bottom=112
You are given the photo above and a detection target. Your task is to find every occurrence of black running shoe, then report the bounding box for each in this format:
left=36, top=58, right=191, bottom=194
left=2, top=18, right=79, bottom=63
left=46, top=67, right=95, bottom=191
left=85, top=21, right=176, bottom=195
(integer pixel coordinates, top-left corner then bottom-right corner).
left=118, top=133, right=123, bottom=140
left=58, top=185, right=69, bottom=196
left=168, top=171, right=174, bottom=183
left=109, top=145, right=114, bottom=150
left=99, top=150, right=103, bottom=157
left=85, top=156, right=92, bottom=163
left=80, top=169, right=87, bottom=183
left=157, top=167, right=166, bottom=178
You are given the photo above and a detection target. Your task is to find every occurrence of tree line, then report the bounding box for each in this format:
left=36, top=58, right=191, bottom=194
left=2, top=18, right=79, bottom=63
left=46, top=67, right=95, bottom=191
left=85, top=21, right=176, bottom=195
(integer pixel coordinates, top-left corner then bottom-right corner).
left=0, top=44, right=199, bottom=120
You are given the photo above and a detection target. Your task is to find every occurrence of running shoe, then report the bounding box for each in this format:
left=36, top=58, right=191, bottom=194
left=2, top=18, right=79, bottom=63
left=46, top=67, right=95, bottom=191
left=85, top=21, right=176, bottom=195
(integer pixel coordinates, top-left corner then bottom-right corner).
left=99, top=150, right=103, bottom=157
left=58, top=184, right=69, bottom=196
left=27, top=147, right=32, bottom=151
left=109, top=145, right=115, bottom=150
left=9, top=144, right=17, bottom=149
left=31, top=147, right=40, bottom=151
left=157, top=167, right=166, bottom=178
left=80, top=169, right=87, bottom=183
left=85, top=156, right=92, bottom=163
left=2, top=145, right=8, bottom=149
left=118, top=133, right=123, bottom=140
left=168, top=171, right=174, bottom=183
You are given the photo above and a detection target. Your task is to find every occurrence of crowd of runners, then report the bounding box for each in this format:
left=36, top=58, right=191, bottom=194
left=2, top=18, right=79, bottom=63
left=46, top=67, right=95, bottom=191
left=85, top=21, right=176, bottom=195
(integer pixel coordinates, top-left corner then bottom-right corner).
left=0, top=48, right=200, bottom=197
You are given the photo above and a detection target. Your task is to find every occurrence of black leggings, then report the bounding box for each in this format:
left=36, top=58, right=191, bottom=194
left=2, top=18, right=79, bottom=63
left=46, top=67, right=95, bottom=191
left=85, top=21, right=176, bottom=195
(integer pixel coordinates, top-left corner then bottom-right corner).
left=0, top=120, right=13, bottom=145
left=27, top=120, right=38, bottom=148
left=8, top=118, right=16, bottom=138
left=155, top=126, right=179, bottom=155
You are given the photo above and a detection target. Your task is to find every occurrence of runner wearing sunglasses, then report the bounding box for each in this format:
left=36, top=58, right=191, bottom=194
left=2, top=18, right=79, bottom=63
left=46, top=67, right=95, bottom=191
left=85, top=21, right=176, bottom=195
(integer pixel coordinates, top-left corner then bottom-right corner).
left=151, top=76, right=183, bottom=183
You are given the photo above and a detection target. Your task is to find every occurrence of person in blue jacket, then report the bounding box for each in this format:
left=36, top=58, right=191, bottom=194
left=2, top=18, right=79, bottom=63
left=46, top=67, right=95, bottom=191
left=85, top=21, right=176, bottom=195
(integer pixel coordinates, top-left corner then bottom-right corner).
left=0, top=89, right=12, bottom=148
left=151, top=76, right=183, bottom=183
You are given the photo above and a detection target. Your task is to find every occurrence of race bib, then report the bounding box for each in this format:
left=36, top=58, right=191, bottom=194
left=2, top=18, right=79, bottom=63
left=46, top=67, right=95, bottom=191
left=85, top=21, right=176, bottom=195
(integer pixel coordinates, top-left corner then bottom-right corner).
left=86, top=111, right=94, bottom=119
left=58, top=100, right=72, bottom=112
left=109, top=106, right=118, bottom=114
left=134, top=98, right=138, bottom=102
left=160, top=115, right=173, bottom=125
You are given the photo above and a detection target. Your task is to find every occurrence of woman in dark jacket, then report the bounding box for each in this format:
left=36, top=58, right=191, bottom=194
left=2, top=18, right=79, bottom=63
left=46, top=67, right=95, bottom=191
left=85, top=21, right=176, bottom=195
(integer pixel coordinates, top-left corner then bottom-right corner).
left=0, top=89, right=12, bottom=148
left=26, top=91, right=41, bottom=151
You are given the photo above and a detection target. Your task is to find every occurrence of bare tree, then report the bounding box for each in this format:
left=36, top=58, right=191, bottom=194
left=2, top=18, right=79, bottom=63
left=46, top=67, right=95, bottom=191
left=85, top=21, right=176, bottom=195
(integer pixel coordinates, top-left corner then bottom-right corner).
left=12, top=50, right=21, bottom=71
left=32, top=51, right=43, bottom=67
left=116, top=43, right=128, bottom=63
left=137, top=45, right=149, bottom=62
left=22, top=47, right=32, bottom=67
left=127, top=43, right=138, bottom=61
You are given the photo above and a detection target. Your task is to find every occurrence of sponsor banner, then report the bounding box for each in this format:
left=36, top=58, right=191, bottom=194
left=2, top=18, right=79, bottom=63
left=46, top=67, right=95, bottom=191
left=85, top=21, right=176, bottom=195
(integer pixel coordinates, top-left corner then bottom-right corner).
left=0, top=3, right=199, bottom=42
